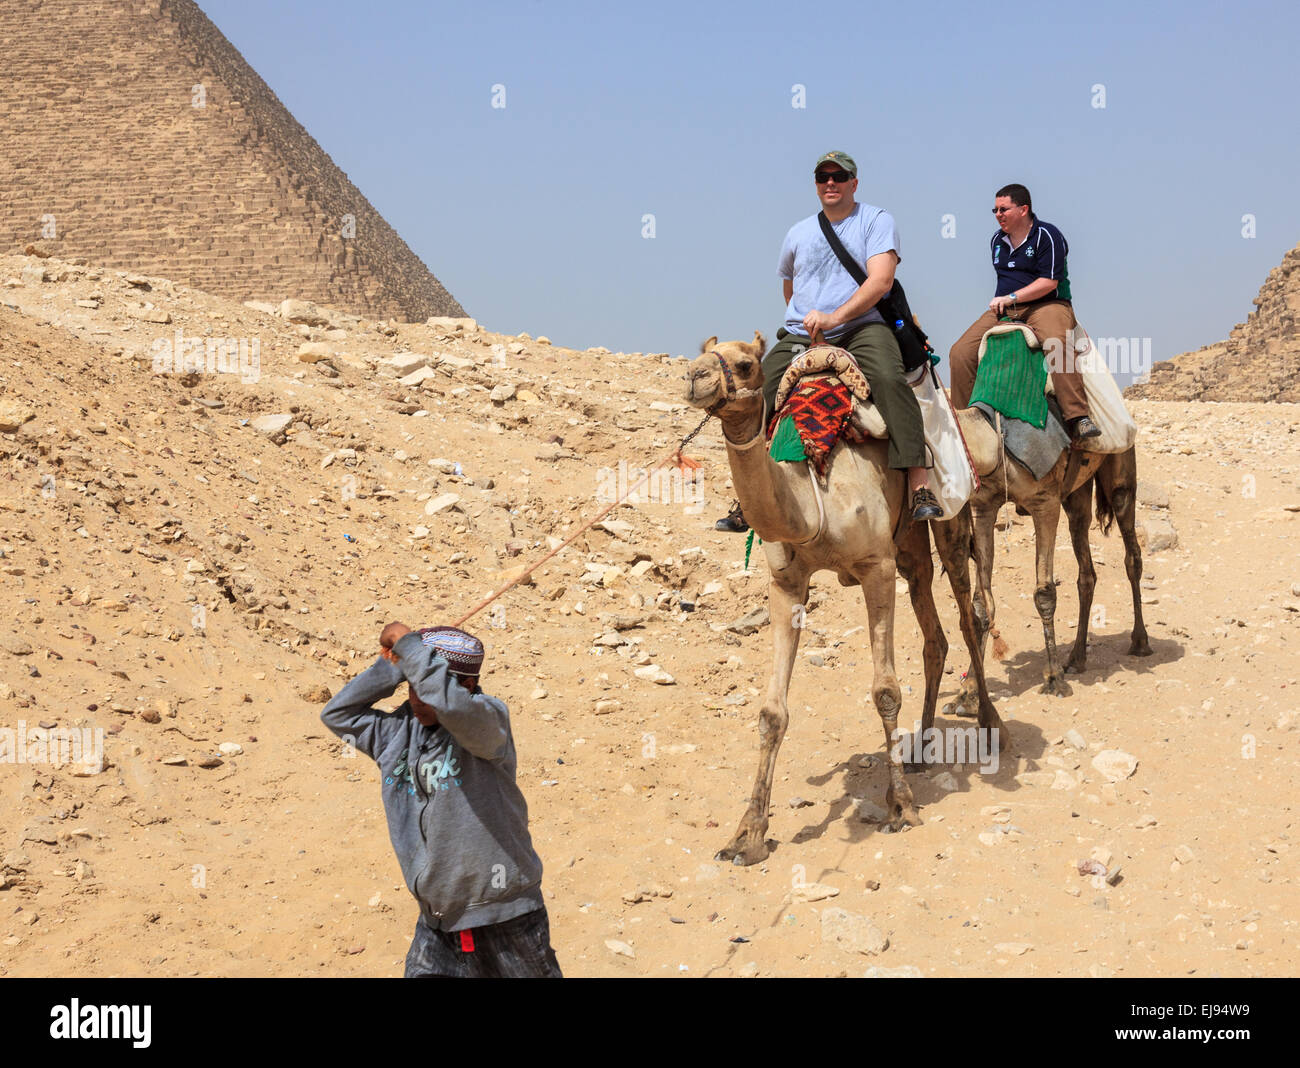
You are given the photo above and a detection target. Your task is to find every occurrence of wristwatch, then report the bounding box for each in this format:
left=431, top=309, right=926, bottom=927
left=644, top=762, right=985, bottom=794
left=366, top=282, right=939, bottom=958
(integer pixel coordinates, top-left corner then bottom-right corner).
left=1011, top=291, right=1020, bottom=304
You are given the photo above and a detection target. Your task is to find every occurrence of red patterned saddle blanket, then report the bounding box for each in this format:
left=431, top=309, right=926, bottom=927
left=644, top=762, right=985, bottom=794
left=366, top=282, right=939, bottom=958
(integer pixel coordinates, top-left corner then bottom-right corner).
left=766, top=347, right=876, bottom=478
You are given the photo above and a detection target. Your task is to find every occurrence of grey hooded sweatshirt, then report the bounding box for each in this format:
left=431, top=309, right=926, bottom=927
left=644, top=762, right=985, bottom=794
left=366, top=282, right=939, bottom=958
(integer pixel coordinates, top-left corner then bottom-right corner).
left=320, top=630, right=544, bottom=931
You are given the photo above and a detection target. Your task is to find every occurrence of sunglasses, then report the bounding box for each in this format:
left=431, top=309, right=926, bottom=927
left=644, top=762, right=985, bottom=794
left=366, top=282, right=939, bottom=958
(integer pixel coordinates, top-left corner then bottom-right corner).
left=815, top=170, right=854, bottom=184
left=992, top=205, right=1022, bottom=215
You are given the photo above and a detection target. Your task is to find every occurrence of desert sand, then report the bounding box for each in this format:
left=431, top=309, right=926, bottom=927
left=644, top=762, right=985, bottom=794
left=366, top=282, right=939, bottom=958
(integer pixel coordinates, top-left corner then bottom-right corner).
left=1, top=254, right=1297, bottom=977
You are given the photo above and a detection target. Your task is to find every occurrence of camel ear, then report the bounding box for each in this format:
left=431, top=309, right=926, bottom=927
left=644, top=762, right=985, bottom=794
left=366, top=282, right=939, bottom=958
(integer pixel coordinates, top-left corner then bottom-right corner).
left=700, top=335, right=718, bottom=353
left=751, top=330, right=766, bottom=356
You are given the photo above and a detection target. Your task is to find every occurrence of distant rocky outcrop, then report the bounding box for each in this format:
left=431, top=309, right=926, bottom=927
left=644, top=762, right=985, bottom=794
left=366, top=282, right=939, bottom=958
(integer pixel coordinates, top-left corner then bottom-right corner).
left=1126, top=243, right=1299, bottom=403
left=0, top=0, right=463, bottom=322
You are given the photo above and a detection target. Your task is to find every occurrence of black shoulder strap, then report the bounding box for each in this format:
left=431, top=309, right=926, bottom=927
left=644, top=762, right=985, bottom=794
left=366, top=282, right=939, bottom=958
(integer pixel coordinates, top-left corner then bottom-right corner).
left=816, top=211, right=933, bottom=362
left=817, top=211, right=867, bottom=286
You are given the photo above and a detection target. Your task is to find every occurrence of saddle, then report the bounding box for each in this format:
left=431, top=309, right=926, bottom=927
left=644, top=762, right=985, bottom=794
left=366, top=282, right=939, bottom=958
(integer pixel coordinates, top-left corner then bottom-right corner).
left=970, top=322, right=1137, bottom=455
left=766, top=346, right=889, bottom=477
left=768, top=345, right=977, bottom=520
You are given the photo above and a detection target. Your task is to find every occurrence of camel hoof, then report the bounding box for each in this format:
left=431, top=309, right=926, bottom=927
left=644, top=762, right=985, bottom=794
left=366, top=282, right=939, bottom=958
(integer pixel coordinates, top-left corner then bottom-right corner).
left=715, top=841, right=770, bottom=867
left=1129, top=640, right=1154, bottom=657
left=891, top=808, right=922, bottom=831
left=943, top=696, right=978, bottom=720
left=1064, top=659, right=1086, bottom=675
left=1039, top=675, right=1072, bottom=697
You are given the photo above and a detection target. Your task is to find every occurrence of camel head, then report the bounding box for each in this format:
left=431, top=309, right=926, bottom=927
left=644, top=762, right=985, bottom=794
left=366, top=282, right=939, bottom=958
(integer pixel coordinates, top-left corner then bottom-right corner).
left=682, top=331, right=766, bottom=418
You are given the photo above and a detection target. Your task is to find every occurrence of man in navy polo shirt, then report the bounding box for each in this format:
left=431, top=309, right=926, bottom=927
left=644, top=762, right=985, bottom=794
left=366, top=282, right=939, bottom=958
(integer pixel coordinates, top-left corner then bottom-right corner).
left=948, top=184, right=1099, bottom=440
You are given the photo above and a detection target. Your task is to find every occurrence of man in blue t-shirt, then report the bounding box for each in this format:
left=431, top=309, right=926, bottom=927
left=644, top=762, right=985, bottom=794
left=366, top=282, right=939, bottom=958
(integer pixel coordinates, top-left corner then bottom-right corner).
left=947, top=183, right=1098, bottom=440
left=715, top=150, right=939, bottom=532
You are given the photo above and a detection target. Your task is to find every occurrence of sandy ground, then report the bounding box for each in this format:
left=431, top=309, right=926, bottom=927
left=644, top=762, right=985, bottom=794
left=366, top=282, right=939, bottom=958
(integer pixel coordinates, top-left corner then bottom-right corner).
left=1, top=254, right=1297, bottom=977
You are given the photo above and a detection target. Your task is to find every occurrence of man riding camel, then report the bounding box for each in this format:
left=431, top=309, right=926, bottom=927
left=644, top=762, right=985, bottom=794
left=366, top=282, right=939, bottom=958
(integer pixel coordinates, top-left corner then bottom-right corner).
left=947, top=183, right=1100, bottom=441
left=716, top=150, right=941, bottom=533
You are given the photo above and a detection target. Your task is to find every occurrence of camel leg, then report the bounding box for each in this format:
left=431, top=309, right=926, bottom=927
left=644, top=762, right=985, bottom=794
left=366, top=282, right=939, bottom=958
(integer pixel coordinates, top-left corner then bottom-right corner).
left=933, top=509, right=1010, bottom=753
left=947, top=498, right=999, bottom=718
left=1064, top=479, right=1096, bottom=674
left=1029, top=499, right=1071, bottom=696
left=716, top=563, right=811, bottom=866
left=1103, top=454, right=1153, bottom=657
left=858, top=555, right=919, bottom=829
left=896, top=521, right=945, bottom=771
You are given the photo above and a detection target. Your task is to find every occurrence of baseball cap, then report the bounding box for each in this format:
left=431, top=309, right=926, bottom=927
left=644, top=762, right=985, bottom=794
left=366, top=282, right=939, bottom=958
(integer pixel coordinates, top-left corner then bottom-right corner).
left=814, top=151, right=857, bottom=176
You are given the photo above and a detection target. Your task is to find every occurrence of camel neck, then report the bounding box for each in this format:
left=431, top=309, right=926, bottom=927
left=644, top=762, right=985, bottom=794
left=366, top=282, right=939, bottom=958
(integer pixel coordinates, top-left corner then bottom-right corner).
left=722, top=419, right=819, bottom=545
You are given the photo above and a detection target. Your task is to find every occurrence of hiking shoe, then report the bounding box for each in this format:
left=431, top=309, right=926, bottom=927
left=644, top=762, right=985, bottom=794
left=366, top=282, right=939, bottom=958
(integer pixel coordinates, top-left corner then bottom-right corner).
left=910, top=488, right=943, bottom=522
left=715, top=501, right=749, bottom=533
left=1071, top=415, right=1102, bottom=441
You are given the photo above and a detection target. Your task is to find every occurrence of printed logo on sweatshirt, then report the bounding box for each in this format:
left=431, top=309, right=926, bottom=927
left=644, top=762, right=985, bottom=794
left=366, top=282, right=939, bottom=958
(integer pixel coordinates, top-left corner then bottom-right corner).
left=385, top=748, right=463, bottom=796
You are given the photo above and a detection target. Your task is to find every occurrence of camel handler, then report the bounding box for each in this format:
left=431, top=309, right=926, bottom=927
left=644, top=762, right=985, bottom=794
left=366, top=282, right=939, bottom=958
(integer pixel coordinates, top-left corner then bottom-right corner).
left=320, top=622, right=562, bottom=978
left=948, top=183, right=1100, bottom=441
left=716, top=150, right=941, bottom=533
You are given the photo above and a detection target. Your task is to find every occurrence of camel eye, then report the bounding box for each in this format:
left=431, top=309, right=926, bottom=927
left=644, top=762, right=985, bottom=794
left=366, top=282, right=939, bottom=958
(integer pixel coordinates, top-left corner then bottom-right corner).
left=736, top=359, right=753, bottom=374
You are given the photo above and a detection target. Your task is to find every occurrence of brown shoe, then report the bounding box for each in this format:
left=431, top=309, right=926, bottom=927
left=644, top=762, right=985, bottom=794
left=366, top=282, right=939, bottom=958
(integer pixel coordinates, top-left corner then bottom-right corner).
left=1070, top=415, right=1101, bottom=441
left=910, top=488, right=943, bottom=522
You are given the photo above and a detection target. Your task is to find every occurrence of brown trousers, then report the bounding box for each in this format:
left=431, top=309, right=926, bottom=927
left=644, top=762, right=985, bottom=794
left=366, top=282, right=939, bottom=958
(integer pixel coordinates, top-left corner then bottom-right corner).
left=948, top=299, right=1089, bottom=420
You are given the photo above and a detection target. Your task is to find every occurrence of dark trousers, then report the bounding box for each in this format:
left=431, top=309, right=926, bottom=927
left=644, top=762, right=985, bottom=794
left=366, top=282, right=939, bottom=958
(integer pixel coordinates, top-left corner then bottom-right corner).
left=948, top=299, right=1089, bottom=420
left=404, top=907, right=563, bottom=978
left=761, top=322, right=927, bottom=471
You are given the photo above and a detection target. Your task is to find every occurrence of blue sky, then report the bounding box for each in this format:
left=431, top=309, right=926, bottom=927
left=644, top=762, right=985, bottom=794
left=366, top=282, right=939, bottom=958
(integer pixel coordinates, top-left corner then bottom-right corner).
left=202, top=0, right=1300, bottom=382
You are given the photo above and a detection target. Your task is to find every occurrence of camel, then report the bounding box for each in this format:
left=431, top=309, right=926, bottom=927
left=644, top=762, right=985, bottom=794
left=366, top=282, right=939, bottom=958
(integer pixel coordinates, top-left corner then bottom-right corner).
left=683, top=332, right=1007, bottom=866
left=944, top=405, right=1153, bottom=715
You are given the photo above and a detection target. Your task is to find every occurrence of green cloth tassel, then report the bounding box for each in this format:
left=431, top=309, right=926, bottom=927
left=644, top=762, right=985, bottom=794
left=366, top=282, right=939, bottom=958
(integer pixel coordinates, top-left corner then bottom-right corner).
left=744, top=527, right=758, bottom=569
left=969, top=328, right=1049, bottom=428
left=769, top=416, right=806, bottom=463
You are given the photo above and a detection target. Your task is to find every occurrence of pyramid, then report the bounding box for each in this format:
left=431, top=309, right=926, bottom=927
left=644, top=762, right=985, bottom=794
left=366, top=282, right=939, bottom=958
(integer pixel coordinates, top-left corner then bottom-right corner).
left=0, top=0, right=464, bottom=322
left=1126, top=241, right=1300, bottom=403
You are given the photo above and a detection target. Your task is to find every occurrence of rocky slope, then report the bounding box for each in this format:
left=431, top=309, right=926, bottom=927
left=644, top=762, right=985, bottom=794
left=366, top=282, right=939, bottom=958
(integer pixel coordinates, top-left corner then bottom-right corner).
left=1127, top=243, right=1300, bottom=403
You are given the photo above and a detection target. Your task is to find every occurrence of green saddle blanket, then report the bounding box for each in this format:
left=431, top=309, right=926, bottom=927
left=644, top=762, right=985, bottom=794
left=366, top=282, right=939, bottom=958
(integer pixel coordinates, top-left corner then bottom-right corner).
left=968, top=327, right=1048, bottom=428
left=769, top=415, right=806, bottom=462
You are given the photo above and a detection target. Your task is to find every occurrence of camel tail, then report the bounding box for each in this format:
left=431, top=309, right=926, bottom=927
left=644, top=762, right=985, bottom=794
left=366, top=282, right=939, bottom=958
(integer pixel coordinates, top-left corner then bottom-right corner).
left=991, top=626, right=1009, bottom=660
left=1094, top=476, right=1117, bottom=536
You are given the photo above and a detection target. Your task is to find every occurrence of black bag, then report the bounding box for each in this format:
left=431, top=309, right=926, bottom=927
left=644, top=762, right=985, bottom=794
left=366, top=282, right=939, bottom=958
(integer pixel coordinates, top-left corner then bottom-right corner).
left=817, top=211, right=934, bottom=373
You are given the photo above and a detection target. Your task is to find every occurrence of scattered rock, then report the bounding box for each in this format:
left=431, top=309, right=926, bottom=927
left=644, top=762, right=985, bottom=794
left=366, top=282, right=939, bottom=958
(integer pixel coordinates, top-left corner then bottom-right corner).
left=295, top=342, right=332, bottom=363
left=727, top=606, right=770, bottom=635
left=994, top=942, right=1033, bottom=957
left=250, top=413, right=293, bottom=443
left=279, top=299, right=331, bottom=326
left=633, top=665, right=675, bottom=685
left=820, top=907, right=889, bottom=956
left=1091, top=749, right=1138, bottom=782
left=856, top=798, right=889, bottom=824
left=605, top=939, right=636, bottom=959
left=791, top=882, right=840, bottom=903
left=863, top=965, right=923, bottom=978
left=424, top=493, right=462, bottom=516
left=1138, top=516, right=1179, bottom=552
left=0, top=400, right=36, bottom=433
